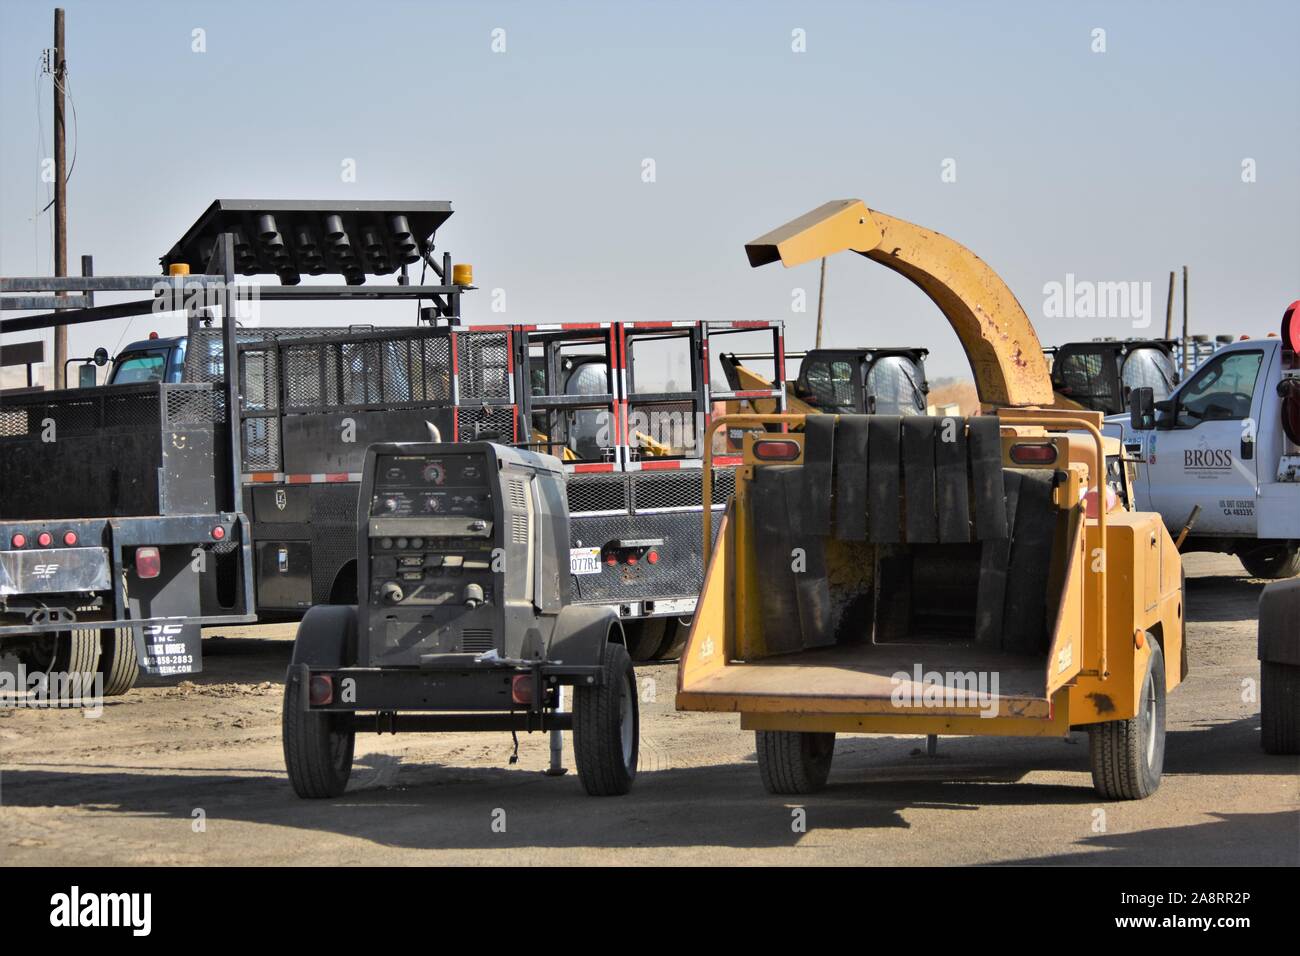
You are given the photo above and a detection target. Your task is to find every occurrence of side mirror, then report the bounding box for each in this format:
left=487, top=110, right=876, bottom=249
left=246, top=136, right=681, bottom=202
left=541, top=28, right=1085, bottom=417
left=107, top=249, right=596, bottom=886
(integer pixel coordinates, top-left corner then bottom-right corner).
left=1129, top=386, right=1156, bottom=431
left=93, top=347, right=109, bottom=366
left=78, top=364, right=98, bottom=389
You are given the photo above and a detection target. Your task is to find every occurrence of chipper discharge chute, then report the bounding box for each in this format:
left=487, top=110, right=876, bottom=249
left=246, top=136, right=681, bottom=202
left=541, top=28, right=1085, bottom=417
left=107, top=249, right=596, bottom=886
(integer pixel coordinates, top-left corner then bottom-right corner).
left=677, top=200, right=1186, bottom=799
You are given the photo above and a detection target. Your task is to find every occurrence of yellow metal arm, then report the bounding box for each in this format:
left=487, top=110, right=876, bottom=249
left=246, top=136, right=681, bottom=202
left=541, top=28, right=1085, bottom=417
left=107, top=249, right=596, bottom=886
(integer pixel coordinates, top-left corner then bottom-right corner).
left=745, top=200, right=1053, bottom=408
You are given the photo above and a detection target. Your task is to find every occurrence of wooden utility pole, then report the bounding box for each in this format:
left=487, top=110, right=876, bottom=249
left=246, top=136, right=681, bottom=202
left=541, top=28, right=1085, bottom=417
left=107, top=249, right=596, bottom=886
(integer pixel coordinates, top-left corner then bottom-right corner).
left=52, top=7, right=69, bottom=388
left=814, top=257, right=827, bottom=349
left=1181, top=265, right=1190, bottom=375
left=1163, top=270, right=1175, bottom=340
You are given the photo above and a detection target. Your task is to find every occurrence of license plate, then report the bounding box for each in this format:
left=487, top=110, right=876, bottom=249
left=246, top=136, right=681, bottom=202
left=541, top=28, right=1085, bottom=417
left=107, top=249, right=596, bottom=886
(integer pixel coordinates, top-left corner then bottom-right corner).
left=570, top=547, right=602, bottom=575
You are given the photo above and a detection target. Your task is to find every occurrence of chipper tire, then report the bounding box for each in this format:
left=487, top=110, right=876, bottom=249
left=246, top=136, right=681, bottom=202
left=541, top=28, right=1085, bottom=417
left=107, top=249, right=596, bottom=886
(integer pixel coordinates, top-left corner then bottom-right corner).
left=573, top=641, right=638, bottom=795
left=1088, top=640, right=1166, bottom=800
left=1260, top=661, right=1300, bottom=755
left=756, top=731, right=836, bottom=795
left=97, top=628, right=140, bottom=696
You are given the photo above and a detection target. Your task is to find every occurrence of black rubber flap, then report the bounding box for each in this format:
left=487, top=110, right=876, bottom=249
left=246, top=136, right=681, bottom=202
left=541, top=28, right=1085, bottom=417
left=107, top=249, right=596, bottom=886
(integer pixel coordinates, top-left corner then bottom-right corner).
left=867, top=416, right=902, bottom=544
left=834, top=415, right=870, bottom=540
left=974, top=469, right=1022, bottom=648
left=968, top=416, right=1008, bottom=541
left=802, top=414, right=836, bottom=536
left=1001, top=469, right=1058, bottom=655
left=934, top=416, right=971, bottom=543
left=902, top=417, right=939, bottom=543
left=751, top=467, right=805, bottom=655
left=781, top=467, right=835, bottom=648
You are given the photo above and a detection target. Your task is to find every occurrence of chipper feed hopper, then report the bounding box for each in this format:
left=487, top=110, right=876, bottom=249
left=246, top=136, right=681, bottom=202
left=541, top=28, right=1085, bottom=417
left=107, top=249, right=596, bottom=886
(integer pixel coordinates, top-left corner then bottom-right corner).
left=677, top=200, right=1186, bottom=799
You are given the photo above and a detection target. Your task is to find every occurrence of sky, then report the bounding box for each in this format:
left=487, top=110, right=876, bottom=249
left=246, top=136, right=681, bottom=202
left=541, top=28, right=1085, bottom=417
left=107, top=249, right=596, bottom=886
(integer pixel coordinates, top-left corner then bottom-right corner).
left=2, top=0, right=1297, bottom=382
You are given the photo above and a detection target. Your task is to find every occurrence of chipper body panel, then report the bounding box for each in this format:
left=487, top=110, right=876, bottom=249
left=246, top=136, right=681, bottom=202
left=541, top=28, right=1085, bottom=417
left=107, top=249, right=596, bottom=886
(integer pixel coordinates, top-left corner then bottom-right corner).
left=678, top=199, right=1186, bottom=799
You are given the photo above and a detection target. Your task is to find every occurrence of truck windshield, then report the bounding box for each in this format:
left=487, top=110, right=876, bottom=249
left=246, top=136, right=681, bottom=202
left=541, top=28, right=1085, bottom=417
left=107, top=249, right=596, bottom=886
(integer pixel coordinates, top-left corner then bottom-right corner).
left=111, top=350, right=169, bottom=384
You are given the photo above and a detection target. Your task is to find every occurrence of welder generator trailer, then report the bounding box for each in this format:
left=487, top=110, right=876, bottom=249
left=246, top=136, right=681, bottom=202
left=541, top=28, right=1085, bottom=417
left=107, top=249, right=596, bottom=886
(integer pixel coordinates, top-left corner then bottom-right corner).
left=282, top=441, right=638, bottom=797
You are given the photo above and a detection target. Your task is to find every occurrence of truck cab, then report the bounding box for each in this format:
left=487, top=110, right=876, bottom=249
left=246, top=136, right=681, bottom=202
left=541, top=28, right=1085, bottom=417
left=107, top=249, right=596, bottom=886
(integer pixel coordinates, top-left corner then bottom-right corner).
left=792, top=347, right=929, bottom=415
left=1119, top=311, right=1300, bottom=578
left=1049, top=339, right=1179, bottom=416
left=106, top=336, right=187, bottom=385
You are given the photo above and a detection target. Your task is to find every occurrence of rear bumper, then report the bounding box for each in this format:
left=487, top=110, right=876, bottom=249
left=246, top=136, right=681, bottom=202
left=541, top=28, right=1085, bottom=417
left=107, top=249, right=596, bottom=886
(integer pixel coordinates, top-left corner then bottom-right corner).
left=298, top=659, right=605, bottom=716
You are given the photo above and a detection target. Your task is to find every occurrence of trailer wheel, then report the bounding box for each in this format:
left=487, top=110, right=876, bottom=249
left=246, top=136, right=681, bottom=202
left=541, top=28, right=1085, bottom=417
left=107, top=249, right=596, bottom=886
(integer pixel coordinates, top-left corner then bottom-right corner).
left=573, top=641, right=638, bottom=795
left=1088, top=641, right=1166, bottom=800
left=1261, top=661, right=1300, bottom=755
left=1240, top=543, right=1300, bottom=580
left=626, top=618, right=667, bottom=662
left=282, top=675, right=355, bottom=798
left=756, top=730, right=836, bottom=795
left=97, top=628, right=140, bottom=697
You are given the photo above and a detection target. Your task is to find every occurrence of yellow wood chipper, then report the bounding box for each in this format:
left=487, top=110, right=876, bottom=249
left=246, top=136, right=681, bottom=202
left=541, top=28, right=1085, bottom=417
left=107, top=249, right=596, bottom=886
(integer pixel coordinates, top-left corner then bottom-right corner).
left=676, top=200, right=1186, bottom=799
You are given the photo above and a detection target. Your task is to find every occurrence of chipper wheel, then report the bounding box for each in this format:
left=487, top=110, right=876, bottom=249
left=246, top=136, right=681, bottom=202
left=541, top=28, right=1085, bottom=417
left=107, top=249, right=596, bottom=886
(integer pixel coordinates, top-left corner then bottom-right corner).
left=97, top=627, right=140, bottom=697
left=573, top=641, right=639, bottom=795
left=756, top=731, right=836, bottom=795
left=1088, top=641, right=1166, bottom=800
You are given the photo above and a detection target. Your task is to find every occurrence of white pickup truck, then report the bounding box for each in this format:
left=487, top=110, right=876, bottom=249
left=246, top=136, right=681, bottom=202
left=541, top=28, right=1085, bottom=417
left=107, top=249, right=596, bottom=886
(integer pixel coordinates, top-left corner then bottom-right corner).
left=1112, top=301, right=1300, bottom=578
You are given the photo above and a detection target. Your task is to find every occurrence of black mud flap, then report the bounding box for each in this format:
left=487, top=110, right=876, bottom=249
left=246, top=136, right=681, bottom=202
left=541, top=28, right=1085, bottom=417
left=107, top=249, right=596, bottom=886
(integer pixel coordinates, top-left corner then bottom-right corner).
left=133, top=621, right=203, bottom=677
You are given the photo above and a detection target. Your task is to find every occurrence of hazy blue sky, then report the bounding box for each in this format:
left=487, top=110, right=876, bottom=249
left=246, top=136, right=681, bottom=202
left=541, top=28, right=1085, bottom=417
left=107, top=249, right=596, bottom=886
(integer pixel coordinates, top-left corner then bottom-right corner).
left=2, top=0, right=1297, bottom=380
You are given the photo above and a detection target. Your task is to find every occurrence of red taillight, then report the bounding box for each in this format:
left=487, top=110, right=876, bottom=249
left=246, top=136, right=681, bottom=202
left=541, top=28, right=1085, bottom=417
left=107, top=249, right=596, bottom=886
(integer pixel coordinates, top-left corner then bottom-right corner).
left=752, top=439, right=801, bottom=461
left=606, top=555, right=617, bottom=566
left=1009, top=442, right=1058, bottom=466
left=135, top=547, right=161, bottom=579
left=626, top=555, right=638, bottom=566
left=647, top=550, right=659, bottom=565
left=36, top=532, right=53, bottom=547
left=308, top=674, right=334, bottom=706
left=63, top=531, right=78, bottom=546
left=511, top=674, right=533, bottom=706
left=10, top=533, right=26, bottom=549
left=211, top=525, right=226, bottom=540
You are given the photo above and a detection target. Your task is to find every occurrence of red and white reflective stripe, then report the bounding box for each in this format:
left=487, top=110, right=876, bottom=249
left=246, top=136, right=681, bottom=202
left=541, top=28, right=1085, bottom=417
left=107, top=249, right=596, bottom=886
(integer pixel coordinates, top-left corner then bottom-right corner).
left=621, top=455, right=742, bottom=472
left=569, top=462, right=617, bottom=473
left=242, top=472, right=361, bottom=484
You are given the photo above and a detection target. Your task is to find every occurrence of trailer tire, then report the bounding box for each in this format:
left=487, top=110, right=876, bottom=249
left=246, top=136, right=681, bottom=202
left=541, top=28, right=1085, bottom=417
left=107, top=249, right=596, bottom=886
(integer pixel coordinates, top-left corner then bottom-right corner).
left=1088, top=641, right=1165, bottom=800
left=97, top=628, right=139, bottom=696
left=756, top=730, right=835, bottom=795
left=626, top=618, right=667, bottom=662
left=1260, top=661, right=1300, bottom=755
left=282, top=678, right=355, bottom=799
left=1240, top=543, right=1300, bottom=580
left=573, top=641, right=638, bottom=795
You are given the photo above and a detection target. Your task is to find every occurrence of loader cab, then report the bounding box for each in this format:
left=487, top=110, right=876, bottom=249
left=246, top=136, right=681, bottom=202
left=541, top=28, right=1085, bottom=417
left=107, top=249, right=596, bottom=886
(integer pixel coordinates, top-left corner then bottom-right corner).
left=794, top=348, right=929, bottom=416
left=106, top=336, right=188, bottom=385
left=1049, top=340, right=1178, bottom=416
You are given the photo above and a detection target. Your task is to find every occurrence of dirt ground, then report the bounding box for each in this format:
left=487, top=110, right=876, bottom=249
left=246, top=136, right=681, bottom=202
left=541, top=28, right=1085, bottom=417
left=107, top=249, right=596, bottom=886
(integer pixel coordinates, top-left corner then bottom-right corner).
left=2, top=553, right=1297, bottom=866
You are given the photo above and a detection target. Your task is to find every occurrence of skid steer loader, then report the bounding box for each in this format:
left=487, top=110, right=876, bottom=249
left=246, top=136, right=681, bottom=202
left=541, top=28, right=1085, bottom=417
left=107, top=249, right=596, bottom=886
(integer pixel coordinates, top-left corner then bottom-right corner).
left=676, top=200, right=1186, bottom=799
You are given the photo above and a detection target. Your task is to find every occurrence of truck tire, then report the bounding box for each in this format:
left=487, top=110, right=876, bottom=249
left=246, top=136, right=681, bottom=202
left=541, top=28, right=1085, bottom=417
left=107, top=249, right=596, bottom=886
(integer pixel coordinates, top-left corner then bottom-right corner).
left=654, top=618, right=689, bottom=661
left=1240, top=543, right=1300, bottom=580
left=43, top=629, right=101, bottom=677
left=756, top=730, right=835, bottom=795
left=573, top=641, right=638, bottom=795
left=1088, top=641, right=1166, bottom=799
left=625, top=618, right=667, bottom=662
left=1260, top=661, right=1300, bottom=755
left=97, top=628, right=140, bottom=696
left=282, top=677, right=355, bottom=799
